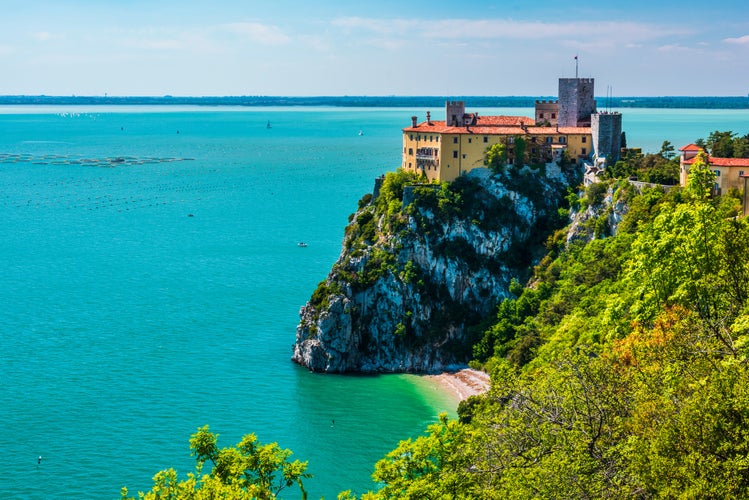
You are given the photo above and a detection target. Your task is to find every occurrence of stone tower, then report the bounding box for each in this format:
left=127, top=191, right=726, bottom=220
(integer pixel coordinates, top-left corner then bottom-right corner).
left=591, top=112, right=623, bottom=162
left=445, top=101, right=466, bottom=126
left=535, top=100, right=559, bottom=125
left=558, top=78, right=596, bottom=127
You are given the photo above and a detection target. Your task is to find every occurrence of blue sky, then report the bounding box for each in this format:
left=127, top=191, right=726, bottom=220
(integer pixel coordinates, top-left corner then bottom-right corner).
left=1, top=0, right=748, bottom=96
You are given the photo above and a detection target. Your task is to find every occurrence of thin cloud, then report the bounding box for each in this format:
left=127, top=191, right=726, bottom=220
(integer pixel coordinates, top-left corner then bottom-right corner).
left=125, top=38, right=186, bottom=51
left=657, top=43, right=692, bottom=52
left=117, top=28, right=225, bottom=55
left=222, top=22, right=291, bottom=46
left=332, top=16, right=689, bottom=44
left=725, top=34, right=749, bottom=45
left=31, top=31, right=55, bottom=42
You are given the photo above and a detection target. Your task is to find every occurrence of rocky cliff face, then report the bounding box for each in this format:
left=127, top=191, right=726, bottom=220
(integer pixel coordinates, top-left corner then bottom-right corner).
left=292, top=163, right=580, bottom=373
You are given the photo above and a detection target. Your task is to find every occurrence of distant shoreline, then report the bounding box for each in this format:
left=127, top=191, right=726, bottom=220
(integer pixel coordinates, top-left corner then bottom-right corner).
left=0, top=95, right=747, bottom=109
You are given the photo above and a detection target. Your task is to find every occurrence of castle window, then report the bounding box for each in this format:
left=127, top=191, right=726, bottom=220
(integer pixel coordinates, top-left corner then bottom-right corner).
left=453, top=137, right=458, bottom=144
left=468, top=138, right=472, bottom=144
left=560, top=137, right=566, bottom=144
left=453, top=151, right=458, bottom=158
left=436, top=136, right=440, bottom=142
left=483, top=136, right=488, bottom=143
left=715, top=170, right=721, bottom=176
left=462, top=154, right=466, bottom=159
left=740, top=171, right=745, bottom=176
left=582, top=136, right=587, bottom=143
left=551, top=113, right=556, bottom=119
left=408, top=148, right=413, bottom=155
left=539, top=113, right=544, bottom=118
left=581, top=148, right=587, bottom=155
left=546, top=137, right=552, bottom=144
left=509, top=137, right=515, bottom=144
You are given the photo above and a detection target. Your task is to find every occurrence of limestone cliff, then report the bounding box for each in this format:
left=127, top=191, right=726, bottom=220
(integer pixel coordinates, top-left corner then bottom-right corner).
left=292, top=163, right=581, bottom=373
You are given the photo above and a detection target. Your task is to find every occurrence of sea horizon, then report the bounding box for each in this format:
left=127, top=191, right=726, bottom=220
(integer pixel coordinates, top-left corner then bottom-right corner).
left=0, top=94, right=747, bottom=109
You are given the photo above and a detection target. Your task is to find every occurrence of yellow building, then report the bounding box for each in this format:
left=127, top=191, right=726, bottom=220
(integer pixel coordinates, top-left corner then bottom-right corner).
left=679, top=143, right=749, bottom=195
left=402, top=101, right=593, bottom=183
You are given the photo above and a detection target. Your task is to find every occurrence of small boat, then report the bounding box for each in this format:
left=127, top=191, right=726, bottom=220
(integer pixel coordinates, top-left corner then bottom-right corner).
left=266, top=121, right=272, bottom=129
left=358, top=130, right=363, bottom=136
left=297, top=241, right=308, bottom=247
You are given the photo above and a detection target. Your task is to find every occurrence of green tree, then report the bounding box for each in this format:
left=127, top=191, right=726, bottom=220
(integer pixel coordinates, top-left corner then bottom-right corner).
left=735, top=133, right=749, bottom=158
left=658, top=140, right=675, bottom=159
left=686, top=151, right=715, bottom=200
left=512, top=136, right=526, bottom=167
left=707, top=130, right=735, bottom=158
left=367, top=414, right=478, bottom=499
left=484, top=143, right=507, bottom=174
left=376, top=168, right=425, bottom=215
left=122, top=426, right=311, bottom=500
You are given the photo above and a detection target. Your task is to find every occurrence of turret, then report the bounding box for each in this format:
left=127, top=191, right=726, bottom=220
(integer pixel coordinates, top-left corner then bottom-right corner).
left=445, top=101, right=466, bottom=126
left=558, top=78, right=596, bottom=127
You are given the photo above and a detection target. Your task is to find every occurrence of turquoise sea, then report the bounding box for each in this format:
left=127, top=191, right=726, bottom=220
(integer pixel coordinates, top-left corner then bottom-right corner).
left=0, top=105, right=747, bottom=499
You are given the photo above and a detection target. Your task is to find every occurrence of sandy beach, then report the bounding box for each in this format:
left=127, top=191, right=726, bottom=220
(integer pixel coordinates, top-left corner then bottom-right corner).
left=425, top=368, right=491, bottom=402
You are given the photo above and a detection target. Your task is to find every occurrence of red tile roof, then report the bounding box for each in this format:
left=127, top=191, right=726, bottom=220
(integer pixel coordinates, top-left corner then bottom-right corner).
left=403, top=117, right=590, bottom=135
left=685, top=156, right=749, bottom=167
left=680, top=143, right=704, bottom=152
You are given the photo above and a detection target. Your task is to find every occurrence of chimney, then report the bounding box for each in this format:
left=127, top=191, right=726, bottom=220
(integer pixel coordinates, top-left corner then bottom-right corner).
left=426, top=111, right=431, bottom=125
left=411, top=116, right=417, bottom=127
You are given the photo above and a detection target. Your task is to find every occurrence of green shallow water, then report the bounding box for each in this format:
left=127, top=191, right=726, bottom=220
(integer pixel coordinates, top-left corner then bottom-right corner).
left=0, top=105, right=745, bottom=499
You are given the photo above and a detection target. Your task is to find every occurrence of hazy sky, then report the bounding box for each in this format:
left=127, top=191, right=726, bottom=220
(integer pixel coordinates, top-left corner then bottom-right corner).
left=1, top=0, right=748, bottom=96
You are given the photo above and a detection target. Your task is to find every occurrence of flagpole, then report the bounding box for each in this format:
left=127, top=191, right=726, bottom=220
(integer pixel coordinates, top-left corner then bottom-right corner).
left=575, top=55, right=578, bottom=78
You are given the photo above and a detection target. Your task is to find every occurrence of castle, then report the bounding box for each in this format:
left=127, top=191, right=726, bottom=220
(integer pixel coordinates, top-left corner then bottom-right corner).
left=402, top=77, right=622, bottom=182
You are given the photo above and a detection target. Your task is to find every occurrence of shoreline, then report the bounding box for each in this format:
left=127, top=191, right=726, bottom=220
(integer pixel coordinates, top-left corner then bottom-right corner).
left=423, top=368, right=491, bottom=403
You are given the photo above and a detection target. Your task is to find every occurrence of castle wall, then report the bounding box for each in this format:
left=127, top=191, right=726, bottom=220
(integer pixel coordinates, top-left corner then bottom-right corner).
left=591, top=112, right=622, bottom=162
left=445, top=101, right=466, bottom=126
left=535, top=100, right=559, bottom=125
left=558, top=78, right=596, bottom=127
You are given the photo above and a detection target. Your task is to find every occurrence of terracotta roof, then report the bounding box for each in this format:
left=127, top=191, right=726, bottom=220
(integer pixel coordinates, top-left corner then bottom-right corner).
left=403, top=117, right=590, bottom=135
left=685, top=156, right=749, bottom=167
left=680, top=143, right=704, bottom=152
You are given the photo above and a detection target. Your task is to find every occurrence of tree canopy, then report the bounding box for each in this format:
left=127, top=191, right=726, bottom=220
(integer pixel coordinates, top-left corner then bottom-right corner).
left=121, top=426, right=310, bottom=500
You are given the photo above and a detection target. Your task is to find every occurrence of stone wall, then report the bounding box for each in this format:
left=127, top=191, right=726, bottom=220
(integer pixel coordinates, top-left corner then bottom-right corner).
left=535, top=100, right=559, bottom=125
left=445, top=101, right=466, bottom=126
left=558, top=78, right=596, bottom=127
left=591, top=112, right=622, bottom=162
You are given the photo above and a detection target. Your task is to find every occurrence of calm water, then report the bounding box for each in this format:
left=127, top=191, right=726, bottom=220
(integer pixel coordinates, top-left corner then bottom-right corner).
left=0, top=105, right=746, bottom=499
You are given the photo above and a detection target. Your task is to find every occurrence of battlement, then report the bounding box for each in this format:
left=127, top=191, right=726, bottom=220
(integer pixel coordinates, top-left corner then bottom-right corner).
left=559, top=77, right=594, bottom=84
left=446, top=100, right=467, bottom=126
left=535, top=99, right=559, bottom=125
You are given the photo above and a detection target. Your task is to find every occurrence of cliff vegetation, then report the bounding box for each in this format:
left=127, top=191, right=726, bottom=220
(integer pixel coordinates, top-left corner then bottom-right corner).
left=292, top=158, right=580, bottom=373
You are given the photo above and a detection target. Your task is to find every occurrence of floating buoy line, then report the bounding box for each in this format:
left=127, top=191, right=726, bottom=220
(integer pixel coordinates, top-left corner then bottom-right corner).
left=0, top=153, right=194, bottom=168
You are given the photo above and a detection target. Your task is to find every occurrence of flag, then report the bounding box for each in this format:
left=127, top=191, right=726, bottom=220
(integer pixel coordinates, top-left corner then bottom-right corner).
left=574, top=55, right=578, bottom=60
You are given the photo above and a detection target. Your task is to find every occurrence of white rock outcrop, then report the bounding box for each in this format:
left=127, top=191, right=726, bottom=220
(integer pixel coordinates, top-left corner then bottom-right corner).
left=293, top=166, right=579, bottom=373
